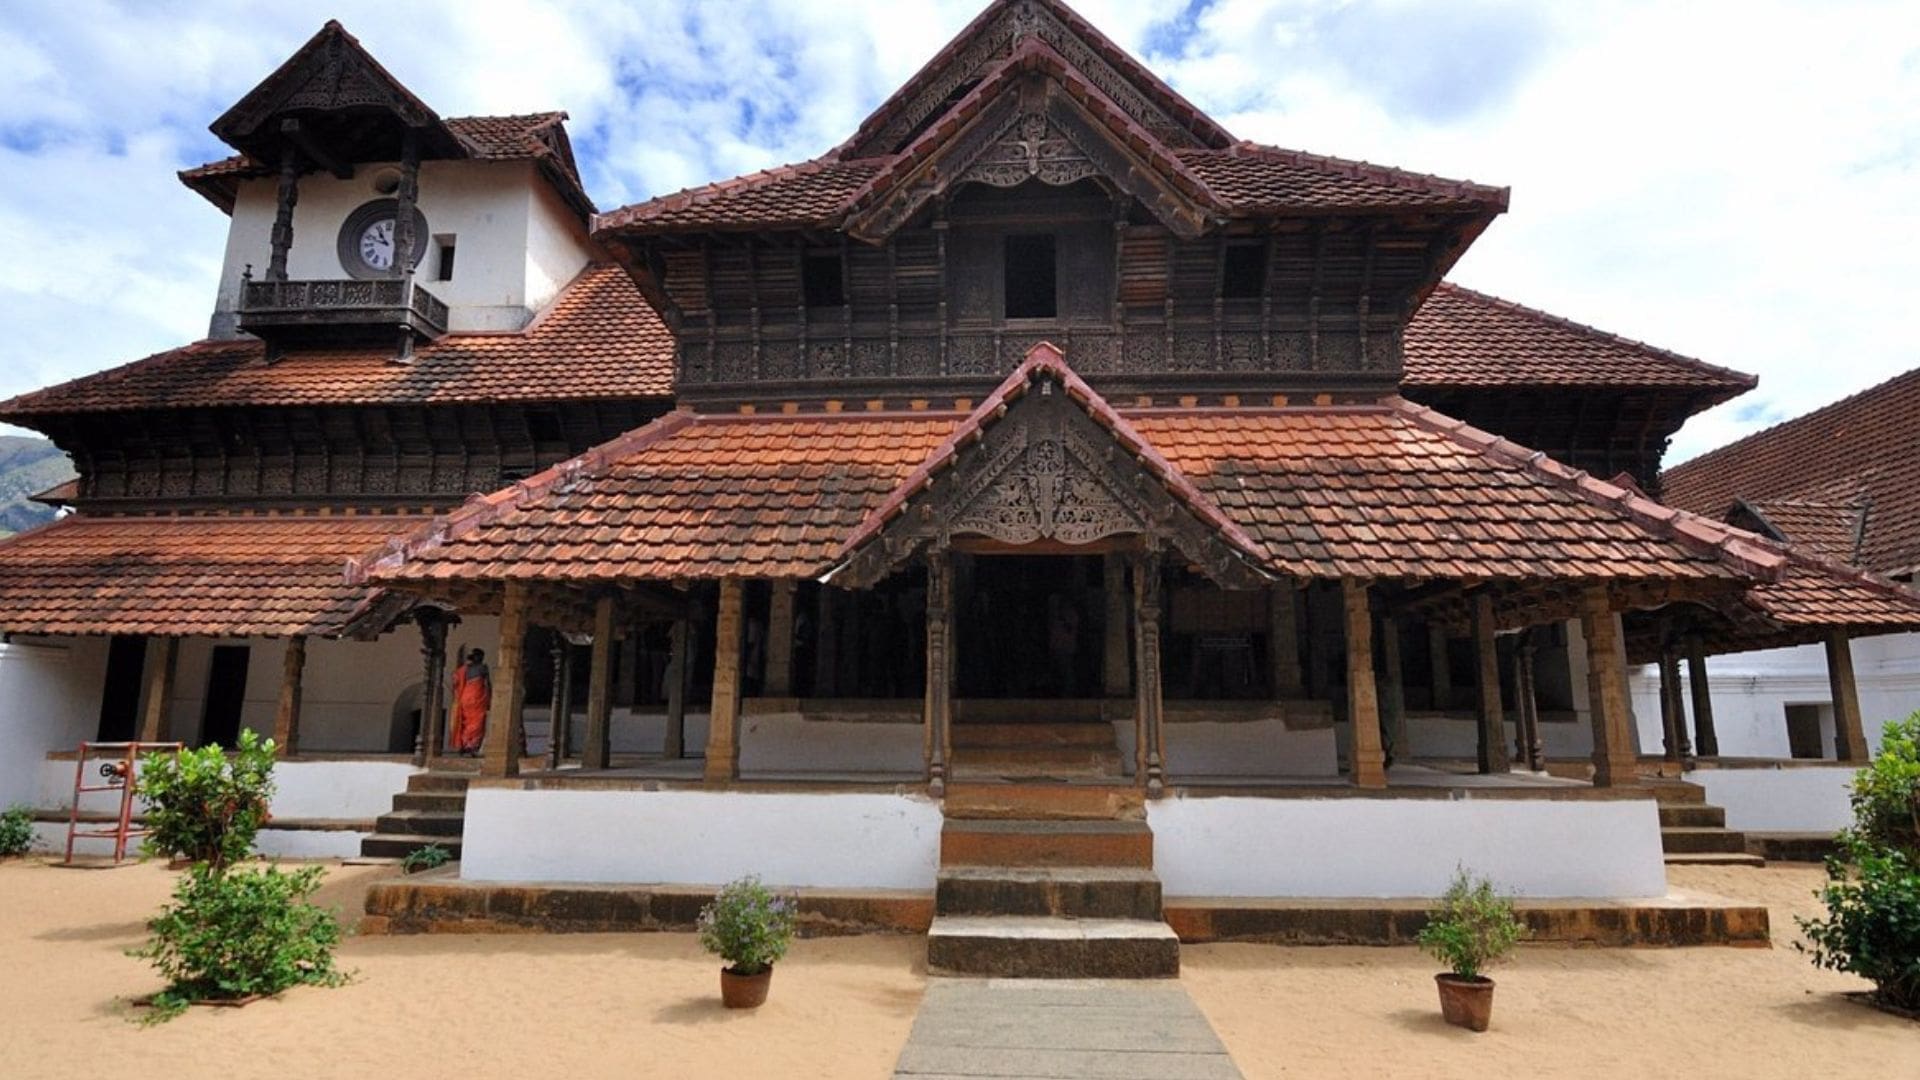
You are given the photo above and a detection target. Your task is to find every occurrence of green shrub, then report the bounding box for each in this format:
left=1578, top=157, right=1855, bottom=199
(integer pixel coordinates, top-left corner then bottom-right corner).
left=1846, top=711, right=1920, bottom=856
left=0, top=804, right=34, bottom=856
left=1417, top=868, right=1526, bottom=980
left=402, top=843, right=451, bottom=873
left=130, top=863, right=344, bottom=1021
left=697, top=876, right=797, bottom=976
left=1799, top=839, right=1920, bottom=1011
left=136, top=729, right=277, bottom=871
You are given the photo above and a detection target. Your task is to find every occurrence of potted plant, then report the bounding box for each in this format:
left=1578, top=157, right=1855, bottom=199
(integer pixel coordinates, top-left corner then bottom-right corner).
left=1416, top=868, right=1526, bottom=1032
left=698, top=876, right=797, bottom=1009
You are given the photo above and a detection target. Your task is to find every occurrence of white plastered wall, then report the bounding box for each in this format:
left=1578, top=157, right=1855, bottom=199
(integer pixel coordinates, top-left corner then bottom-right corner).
left=0, top=637, right=110, bottom=807
left=214, top=160, right=595, bottom=334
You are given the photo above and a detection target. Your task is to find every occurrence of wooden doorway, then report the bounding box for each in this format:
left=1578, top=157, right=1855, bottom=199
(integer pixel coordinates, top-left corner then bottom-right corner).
left=199, top=645, right=251, bottom=749
left=95, top=635, right=147, bottom=742
left=956, top=554, right=1105, bottom=701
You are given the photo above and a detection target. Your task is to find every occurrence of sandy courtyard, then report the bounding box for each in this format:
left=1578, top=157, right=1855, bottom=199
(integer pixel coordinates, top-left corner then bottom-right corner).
left=0, top=859, right=1909, bottom=1080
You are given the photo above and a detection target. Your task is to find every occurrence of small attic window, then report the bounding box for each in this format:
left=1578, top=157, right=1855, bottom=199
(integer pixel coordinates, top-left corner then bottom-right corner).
left=434, top=235, right=457, bottom=282
left=1221, top=241, right=1268, bottom=300
left=526, top=410, right=564, bottom=444
left=1004, top=234, right=1057, bottom=320
left=803, top=251, right=846, bottom=308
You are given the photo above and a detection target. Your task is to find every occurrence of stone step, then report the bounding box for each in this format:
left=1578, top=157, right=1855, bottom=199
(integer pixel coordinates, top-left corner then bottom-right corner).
left=407, top=771, right=477, bottom=793
left=1745, top=832, right=1840, bottom=863
left=937, top=866, right=1163, bottom=920
left=1658, top=804, right=1726, bottom=828
left=950, top=723, right=1118, bottom=751
left=360, top=833, right=463, bottom=860
left=1661, top=827, right=1750, bottom=855
left=943, top=782, right=1146, bottom=822
left=1663, top=851, right=1765, bottom=868
left=1639, top=778, right=1707, bottom=804
left=392, top=791, right=468, bottom=814
left=949, top=747, right=1125, bottom=780
left=375, top=810, right=466, bottom=838
left=941, top=819, right=1153, bottom=869
left=926, top=915, right=1180, bottom=978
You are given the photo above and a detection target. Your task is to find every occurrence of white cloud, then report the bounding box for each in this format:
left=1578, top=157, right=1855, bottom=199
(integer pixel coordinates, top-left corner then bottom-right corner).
left=0, top=0, right=1915, bottom=464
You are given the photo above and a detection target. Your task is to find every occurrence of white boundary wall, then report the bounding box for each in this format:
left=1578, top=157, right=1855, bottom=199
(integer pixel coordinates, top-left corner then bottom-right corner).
left=1148, top=794, right=1669, bottom=899
left=461, top=788, right=944, bottom=888
left=1692, top=767, right=1857, bottom=833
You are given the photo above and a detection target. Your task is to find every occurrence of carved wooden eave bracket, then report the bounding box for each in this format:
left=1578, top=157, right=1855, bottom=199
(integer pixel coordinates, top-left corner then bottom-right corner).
left=830, top=343, right=1272, bottom=590
left=841, top=38, right=1220, bottom=244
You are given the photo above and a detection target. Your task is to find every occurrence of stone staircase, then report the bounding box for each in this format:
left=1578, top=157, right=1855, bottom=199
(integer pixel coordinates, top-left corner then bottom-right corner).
left=948, top=721, right=1126, bottom=781
left=927, top=772, right=1179, bottom=978
left=1648, top=779, right=1763, bottom=868
left=359, top=770, right=473, bottom=860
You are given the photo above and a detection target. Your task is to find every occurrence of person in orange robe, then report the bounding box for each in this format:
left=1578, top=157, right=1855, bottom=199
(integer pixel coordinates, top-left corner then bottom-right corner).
left=449, top=649, right=492, bottom=755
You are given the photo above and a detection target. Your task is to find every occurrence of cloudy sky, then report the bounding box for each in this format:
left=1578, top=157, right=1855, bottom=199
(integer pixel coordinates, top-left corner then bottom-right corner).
left=1, top=0, right=1915, bottom=462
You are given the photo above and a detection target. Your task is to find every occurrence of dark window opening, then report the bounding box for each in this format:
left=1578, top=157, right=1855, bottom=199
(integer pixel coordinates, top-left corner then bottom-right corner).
left=1004, top=234, right=1057, bottom=320
left=436, top=239, right=457, bottom=282
left=96, top=635, right=147, bottom=742
left=1221, top=241, right=1268, bottom=299
left=526, top=410, right=564, bottom=444
left=199, top=645, right=251, bottom=750
left=803, top=251, right=846, bottom=308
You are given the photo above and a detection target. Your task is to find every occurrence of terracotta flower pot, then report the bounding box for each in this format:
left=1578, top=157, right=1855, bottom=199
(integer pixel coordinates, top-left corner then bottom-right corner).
left=720, top=965, right=773, bottom=1009
left=1435, top=973, right=1495, bottom=1032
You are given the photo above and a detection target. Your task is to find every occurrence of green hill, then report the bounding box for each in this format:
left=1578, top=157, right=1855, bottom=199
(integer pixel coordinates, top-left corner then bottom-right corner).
left=0, top=436, right=75, bottom=537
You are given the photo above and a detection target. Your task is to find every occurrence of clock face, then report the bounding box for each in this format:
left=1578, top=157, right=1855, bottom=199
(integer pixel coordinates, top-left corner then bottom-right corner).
left=358, top=218, right=396, bottom=272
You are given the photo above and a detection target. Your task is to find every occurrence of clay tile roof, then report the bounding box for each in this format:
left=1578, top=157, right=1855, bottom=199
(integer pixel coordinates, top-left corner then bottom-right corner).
left=1737, top=498, right=1868, bottom=564
left=0, top=513, right=422, bottom=638
left=591, top=158, right=884, bottom=235
left=1664, top=367, right=1920, bottom=579
left=1175, top=144, right=1508, bottom=214
left=0, top=264, right=672, bottom=417
left=1402, top=284, right=1756, bottom=398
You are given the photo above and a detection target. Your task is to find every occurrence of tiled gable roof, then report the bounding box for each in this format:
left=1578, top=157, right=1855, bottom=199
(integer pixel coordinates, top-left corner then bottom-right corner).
left=0, top=264, right=671, bottom=417
left=0, top=513, right=422, bottom=638
left=1664, top=367, right=1920, bottom=578
left=1176, top=144, right=1507, bottom=214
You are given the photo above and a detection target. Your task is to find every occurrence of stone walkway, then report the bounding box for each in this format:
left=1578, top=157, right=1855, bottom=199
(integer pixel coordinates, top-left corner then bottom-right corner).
left=892, top=979, right=1243, bottom=1079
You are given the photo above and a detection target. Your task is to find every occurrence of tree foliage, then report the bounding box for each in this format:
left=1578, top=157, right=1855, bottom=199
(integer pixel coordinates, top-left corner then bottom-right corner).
left=130, top=864, right=344, bottom=1021
left=136, top=729, right=276, bottom=871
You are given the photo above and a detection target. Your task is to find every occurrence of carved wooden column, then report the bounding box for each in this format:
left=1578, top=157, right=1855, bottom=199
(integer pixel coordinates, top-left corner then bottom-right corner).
left=765, top=580, right=797, bottom=697
left=1686, top=636, right=1719, bottom=758
left=1428, top=624, right=1453, bottom=711
left=1579, top=587, right=1637, bottom=786
left=482, top=583, right=529, bottom=779
left=664, top=617, right=689, bottom=760
left=1102, top=554, right=1130, bottom=698
left=583, top=598, right=616, bottom=771
left=1473, top=594, right=1509, bottom=774
left=1132, top=551, right=1167, bottom=796
left=1658, top=645, right=1692, bottom=767
left=138, top=637, right=178, bottom=743
left=1378, top=614, right=1407, bottom=764
left=1826, top=631, right=1869, bottom=763
left=1515, top=631, right=1544, bottom=771
left=1269, top=585, right=1304, bottom=698
left=273, top=636, right=308, bottom=758
left=546, top=636, right=572, bottom=770
left=267, top=142, right=300, bottom=282
left=414, top=611, right=450, bottom=765
left=924, top=552, right=954, bottom=795
left=705, top=579, right=746, bottom=784
left=1343, top=580, right=1387, bottom=788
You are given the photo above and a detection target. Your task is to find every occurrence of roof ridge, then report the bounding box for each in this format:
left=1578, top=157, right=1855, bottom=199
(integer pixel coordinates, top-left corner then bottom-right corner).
left=1387, top=395, right=1785, bottom=581
left=351, top=408, right=701, bottom=585
left=1431, top=282, right=1756, bottom=389
left=1665, top=365, right=1920, bottom=480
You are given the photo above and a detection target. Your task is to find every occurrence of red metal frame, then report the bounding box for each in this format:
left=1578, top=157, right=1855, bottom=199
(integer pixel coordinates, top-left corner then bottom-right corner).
left=63, top=741, right=181, bottom=866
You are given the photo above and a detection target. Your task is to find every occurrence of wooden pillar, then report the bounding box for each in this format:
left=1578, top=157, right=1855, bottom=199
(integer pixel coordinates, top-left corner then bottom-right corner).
left=481, top=583, right=529, bottom=779
left=1428, top=624, right=1452, bottom=711
left=582, top=598, right=616, bottom=770
left=1473, top=594, right=1509, bottom=774
left=546, top=635, right=576, bottom=769
left=273, top=636, right=307, bottom=758
left=1102, top=554, right=1130, bottom=698
left=1579, top=587, right=1636, bottom=786
left=924, top=552, right=953, bottom=795
left=664, top=617, right=689, bottom=759
left=1516, top=631, right=1544, bottom=772
left=704, top=579, right=746, bottom=784
left=414, top=612, right=449, bottom=765
left=1658, top=646, right=1692, bottom=767
left=1686, top=636, right=1719, bottom=758
left=267, top=143, right=300, bottom=282
left=1378, top=614, right=1406, bottom=764
left=814, top=588, right=839, bottom=698
left=765, top=580, right=796, bottom=697
left=137, top=637, right=178, bottom=743
left=1343, top=580, right=1387, bottom=788
left=1826, top=631, right=1869, bottom=763
left=1132, top=551, right=1167, bottom=796
left=1269, top=585, right=1304, bottom=698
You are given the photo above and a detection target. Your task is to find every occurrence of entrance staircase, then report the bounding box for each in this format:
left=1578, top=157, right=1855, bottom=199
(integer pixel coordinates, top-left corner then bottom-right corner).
left=929, top=719, right=1179, bottom=978
left=1646, top=778, right=1762, bottom=868
left=360, top=769, right=474, bottom=860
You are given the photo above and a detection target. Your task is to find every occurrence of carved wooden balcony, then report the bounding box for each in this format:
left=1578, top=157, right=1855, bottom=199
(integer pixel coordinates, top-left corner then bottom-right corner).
left=237, top=273, right=449, bottom=352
